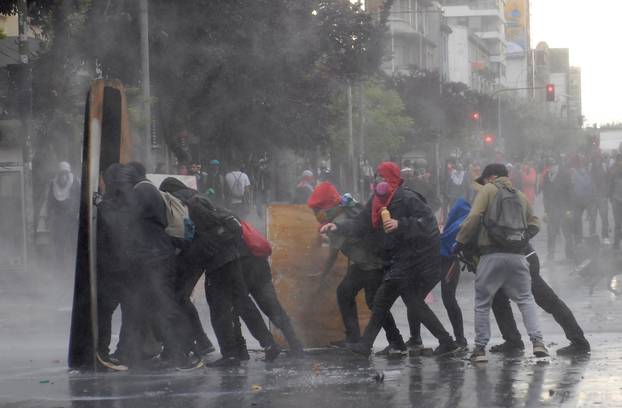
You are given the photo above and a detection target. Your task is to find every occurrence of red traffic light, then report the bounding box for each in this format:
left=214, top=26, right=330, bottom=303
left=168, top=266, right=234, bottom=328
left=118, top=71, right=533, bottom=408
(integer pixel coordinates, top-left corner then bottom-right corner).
left=546, top=84, right=555, bottom=102
left=471, top=112, right=480, bottom=121
left=483, top=134, right=495, bottom=145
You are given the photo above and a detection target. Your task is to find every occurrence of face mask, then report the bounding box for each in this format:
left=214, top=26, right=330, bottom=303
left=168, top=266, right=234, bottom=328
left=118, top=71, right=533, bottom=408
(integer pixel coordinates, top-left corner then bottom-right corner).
left=375, top=181, right=389, bottom=196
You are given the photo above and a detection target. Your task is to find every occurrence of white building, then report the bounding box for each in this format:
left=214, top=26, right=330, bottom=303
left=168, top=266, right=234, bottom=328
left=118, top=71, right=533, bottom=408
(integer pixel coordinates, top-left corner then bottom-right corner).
left=443, top=0, right=507, bottom=94
left=370, top=0, right=450, bottom=76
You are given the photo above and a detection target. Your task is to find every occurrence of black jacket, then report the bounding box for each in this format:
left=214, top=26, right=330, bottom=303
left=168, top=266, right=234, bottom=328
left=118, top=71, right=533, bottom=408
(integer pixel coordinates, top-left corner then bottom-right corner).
left=336, top=186, right=440, bottom=281
left=161, top=180, right=242, bottom=274
left=131, top=180, right=175, bottom=259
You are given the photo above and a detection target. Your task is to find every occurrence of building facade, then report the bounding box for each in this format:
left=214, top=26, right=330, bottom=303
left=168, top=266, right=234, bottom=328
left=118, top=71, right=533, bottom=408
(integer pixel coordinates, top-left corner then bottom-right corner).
left=443, top=0, right=507, bottom=94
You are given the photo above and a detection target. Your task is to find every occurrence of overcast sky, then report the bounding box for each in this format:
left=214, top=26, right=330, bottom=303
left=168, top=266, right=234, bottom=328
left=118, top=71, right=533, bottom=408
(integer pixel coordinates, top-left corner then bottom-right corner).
left=530, top=0, right=621, bottom=126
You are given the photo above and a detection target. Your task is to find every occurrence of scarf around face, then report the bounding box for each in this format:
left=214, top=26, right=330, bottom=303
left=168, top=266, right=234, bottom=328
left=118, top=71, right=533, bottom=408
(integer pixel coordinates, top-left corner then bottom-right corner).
left=371, top=162, right=402, bottom=229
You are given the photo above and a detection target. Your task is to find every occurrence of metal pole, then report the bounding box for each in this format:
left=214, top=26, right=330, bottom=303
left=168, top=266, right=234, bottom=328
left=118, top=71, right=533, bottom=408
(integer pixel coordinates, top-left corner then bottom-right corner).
left=347, top=82, right=355, bottom=194
left=139, top=0, right=152, bottom=171
left=17, top=0, right=33, bottom=268
left=358, top=81, right=365, bottom=198
left=497, top=95, right=502, bottom=142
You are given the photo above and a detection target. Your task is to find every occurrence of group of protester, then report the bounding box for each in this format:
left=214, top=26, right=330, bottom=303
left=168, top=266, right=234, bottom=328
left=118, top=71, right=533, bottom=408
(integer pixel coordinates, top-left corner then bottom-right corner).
left=313, top=161, right=590, bottom=362
left=66, top=154, right=594, bottom=371
left=95, top=161, right=302, bottom=371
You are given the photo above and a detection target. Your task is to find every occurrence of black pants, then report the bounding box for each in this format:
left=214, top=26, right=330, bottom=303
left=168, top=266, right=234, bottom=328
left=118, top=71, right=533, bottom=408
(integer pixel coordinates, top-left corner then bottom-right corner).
left=492, top=252, right=588, bottom=346
left=205, top=260, right=275, bottom=356
left=239, top=257, right=303, bottom=351
left=408, top=256, right=465, bottom=344
left=360, top=263, right=453, bottom=349
left=336, top=263, right=404, bottom=345
left=97, top=271, right=124, bottom=357
left=547, top=207, right=573, bottom=259
left=127, top=255, right=194, bottom=363
left=174, top=255, right=213, bottom=352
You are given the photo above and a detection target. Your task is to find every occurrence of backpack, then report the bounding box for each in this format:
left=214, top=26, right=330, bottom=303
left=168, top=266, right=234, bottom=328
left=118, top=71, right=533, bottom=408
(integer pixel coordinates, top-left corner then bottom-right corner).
left=483, top=183, right=528, bottom=253
left=185, top=194, right=242, bottom=241
left=134, top=180, right=194, bottom=240
left=241, top=220, right=272, bottom=257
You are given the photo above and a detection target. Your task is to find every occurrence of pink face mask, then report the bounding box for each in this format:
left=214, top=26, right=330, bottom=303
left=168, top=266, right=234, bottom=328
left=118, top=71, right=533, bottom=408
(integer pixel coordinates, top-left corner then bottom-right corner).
left=375, top=181, right=389, bottom=196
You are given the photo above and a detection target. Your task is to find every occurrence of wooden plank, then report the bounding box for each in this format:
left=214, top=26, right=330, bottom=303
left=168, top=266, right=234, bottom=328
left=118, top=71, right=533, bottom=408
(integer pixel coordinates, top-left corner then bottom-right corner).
left=267, top=204, right=370, bottom=348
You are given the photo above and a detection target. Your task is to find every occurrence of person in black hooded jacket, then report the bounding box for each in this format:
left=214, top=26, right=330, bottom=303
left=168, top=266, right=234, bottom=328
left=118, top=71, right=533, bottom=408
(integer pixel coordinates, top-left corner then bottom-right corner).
left=321, top=162, right=457, bottom=357
left=123, top=163, right=201, bottom=370
left=159, top=177, right=284, bottom=365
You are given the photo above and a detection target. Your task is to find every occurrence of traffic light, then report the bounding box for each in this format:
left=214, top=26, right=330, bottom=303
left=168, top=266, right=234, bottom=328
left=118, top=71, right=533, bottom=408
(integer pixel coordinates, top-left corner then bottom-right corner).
left=483, top=134, right=496, bottom=145
left=470, top=111, right=480, bottom=122
left=546, top=84, right=555, bottom=102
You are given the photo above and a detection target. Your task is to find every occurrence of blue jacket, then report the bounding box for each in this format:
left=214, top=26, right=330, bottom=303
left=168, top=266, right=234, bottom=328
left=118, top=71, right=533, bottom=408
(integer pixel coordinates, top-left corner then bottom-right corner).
left=440, top=198, right=471, bottom=257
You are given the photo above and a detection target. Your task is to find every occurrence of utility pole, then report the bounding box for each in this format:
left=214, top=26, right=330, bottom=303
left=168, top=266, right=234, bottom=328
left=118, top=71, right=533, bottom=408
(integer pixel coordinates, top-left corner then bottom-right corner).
left=17, top=0, right=34, bottom=264
left=347, top=81, right=356, bottom=195
left=358, top=82, right=365, bottom=198
left=139, top=0, right=152, bottom=171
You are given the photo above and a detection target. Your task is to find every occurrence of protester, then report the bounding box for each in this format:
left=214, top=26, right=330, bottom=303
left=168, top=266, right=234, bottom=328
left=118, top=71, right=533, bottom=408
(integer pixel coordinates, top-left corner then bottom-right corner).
left=408, top=197, right=470, bottom=351
left=292, top=170, right=315, bottom=204
left=40, top=161, right=80, bottom=270
left=520, top=161, right=537, bottom=205
left=189, top=162, right=208, bottom=194
left=490, top=244, right=590, bottom=356
left=321, top=162, right=458, bottom=357
left=225, top=165, right=251, bottom=217
left=308, top=181, right=407, bottom=354
left=541, top=158, right=574, bottom=260
left=206, top=159, right=226, bottom=205
left=159, top=177, right=286, bottom=365
left=571, top=160, right=594, bottom=244
left=455, top=163, right=548, bottom=363
left=608, top=155, right=622, bottom=249
left=588, top=152, right=610, bottom=244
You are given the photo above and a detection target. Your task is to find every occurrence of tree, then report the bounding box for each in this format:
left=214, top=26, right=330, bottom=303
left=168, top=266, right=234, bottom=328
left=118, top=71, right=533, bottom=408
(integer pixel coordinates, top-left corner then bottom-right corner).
left=328, top=78, right=412, bottom=163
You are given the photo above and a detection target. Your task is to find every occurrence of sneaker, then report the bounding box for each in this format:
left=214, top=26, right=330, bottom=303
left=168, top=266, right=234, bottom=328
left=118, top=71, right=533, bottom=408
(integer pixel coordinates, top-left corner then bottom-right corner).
left=206, top=356, right=240, bottom=367
left=407, top=342, right=425, bottom=356
left=557, top=341, right=590, bottom=356
left=175, top=356, right=204, bottom=372
left=489, top=340, right=525, bottom=353
left=470, top=346, right=488, bottom=363
left=603, top=238, right=611, bottom=246
left=96, top=353, right=129, bottom=371
left=533, top=342, right=549, bottom=358
left=433, top=341, right=459, bottom=357
left=455, top=338, right=468, bottom=352
left=406, top=337, right=423, bottom=348
left=345, top=342, right=371, bottom=357
left=265, top=343, right=282, bottom=362
left=194, top=339, right=216, bottom=357
left=375, top=342, right=407, bottom=356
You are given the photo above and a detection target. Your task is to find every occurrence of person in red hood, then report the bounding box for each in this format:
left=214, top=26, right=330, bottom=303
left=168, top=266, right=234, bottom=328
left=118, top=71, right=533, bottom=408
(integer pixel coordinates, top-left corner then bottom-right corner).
left=320, top=162, right=458, bottom=357
left=308, top=181, right=407, bottom=354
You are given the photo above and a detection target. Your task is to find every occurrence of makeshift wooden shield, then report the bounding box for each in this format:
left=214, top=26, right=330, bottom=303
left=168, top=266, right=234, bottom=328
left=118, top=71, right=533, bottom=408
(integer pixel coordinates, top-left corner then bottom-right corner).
left=266, top=204, right=370, bottom=348
left=68, top=79, right=132, bottom=370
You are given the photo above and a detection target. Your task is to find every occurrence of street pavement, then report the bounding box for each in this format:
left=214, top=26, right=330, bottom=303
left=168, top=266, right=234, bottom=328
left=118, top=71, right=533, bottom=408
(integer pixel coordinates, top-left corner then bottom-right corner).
left=1, top=200, right=622, bottom=407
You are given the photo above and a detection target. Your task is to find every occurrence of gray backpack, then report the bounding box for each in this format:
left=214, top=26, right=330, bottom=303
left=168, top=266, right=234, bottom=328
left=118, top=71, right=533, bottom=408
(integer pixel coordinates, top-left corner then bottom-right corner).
left=483, top=183, right=528, bottom=253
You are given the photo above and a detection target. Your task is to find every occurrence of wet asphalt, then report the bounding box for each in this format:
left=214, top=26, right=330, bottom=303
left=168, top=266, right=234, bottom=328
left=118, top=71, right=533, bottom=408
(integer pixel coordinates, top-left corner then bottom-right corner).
left=2, top=211, right=622, bottom=407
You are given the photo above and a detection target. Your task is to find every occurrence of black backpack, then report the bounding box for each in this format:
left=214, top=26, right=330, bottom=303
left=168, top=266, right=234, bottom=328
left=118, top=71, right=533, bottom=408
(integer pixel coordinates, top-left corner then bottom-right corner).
left=185, top=194, right=242, bottom=241
left=483, top=183, right=528, bottom=253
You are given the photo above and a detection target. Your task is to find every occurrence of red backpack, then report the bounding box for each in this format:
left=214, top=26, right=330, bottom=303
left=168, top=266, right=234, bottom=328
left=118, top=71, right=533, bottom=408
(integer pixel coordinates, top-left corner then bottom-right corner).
left=241, top=220, right=272, bottom=258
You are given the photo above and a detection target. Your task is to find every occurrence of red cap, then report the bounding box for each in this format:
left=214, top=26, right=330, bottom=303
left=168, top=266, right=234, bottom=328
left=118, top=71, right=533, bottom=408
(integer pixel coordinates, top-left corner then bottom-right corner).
left=307, top=182, right=341, bottom=210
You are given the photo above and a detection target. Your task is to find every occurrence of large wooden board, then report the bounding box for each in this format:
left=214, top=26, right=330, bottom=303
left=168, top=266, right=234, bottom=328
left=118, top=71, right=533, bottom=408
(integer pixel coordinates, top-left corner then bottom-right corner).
left=267, top=204, right=370, bottom=348
left=68, top=79, right=132, bottom=370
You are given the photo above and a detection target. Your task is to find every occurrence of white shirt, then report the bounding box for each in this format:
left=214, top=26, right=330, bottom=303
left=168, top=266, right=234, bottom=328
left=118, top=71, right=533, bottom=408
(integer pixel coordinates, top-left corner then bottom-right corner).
left=225, top=171, right=250, bottom=202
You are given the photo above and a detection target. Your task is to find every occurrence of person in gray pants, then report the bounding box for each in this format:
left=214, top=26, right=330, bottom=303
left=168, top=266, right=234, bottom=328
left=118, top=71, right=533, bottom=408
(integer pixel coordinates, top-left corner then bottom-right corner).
left=454, top=163, right=549, bottom=362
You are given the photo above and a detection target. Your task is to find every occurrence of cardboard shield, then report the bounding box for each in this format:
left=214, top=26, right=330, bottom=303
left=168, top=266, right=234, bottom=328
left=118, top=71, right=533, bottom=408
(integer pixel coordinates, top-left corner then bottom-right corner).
left=266, top=204, right=370, bottom=348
